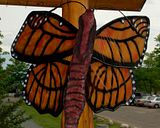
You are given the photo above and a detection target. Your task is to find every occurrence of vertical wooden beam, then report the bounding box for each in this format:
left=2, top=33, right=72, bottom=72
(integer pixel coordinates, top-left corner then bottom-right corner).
left=61, top=0, right=94, bottom=128
left=62, top=0, right=88, bottom=28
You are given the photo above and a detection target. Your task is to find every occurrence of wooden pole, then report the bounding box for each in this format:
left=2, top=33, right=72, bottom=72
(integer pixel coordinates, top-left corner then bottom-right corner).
left=61, top=0, right=94, bottom=128
left=62, top=0, right=88, bottom=28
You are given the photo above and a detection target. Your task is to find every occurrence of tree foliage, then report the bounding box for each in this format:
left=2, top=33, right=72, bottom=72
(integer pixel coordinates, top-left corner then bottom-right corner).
left=0, top=30, right=6, bottom=95
left=4, top=58, right=29, bottom=92
left=134, top=67, right=160, bottom=94
left=134, top=34, right=160, bottom=94
left=0, top=28, right=29, bottom=128
left=0, top=30, right=4, bottom=53
left=153, top=34, right=160, bottom=67
left=0, top=59, right=29, bottom=128
left=0, top=100, right=29, bottom=128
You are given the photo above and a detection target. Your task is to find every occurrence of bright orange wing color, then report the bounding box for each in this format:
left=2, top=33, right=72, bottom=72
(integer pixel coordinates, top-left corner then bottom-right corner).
left=86, top=60, right=135, bottom=112
left=87, top=16, right=149, bottom=112
left=12, top=10, right=77, bottom=116
left=93, top=16, right=150, bottom=67
left=12, top=10, right=150, bottom=115
left=11, top=10, right=78, bottom=117
left=23, top=60, right=71, bottom=116
left=11, top=11, right=77, bottom=63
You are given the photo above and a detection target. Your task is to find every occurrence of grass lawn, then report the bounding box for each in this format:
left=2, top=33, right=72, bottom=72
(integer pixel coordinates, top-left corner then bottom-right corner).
left=21, top=103, right=120, bottom=128
left=21, top=103, right=61, bottom=128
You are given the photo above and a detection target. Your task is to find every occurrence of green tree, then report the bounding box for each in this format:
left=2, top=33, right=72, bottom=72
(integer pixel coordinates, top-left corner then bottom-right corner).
left=4, top=58, right=29, bottom=93
left=0, top=100, right=29, bottom=128
left=0, top=30, right=6, bottom=95
left=0, top=27, right=29, bottom=128
left=144, top=52, right=157, bottom=68
left=153, top=34, right=160, bottom=67
left=134, top=67, right=160, bottom=94
left=134, top=34, right=160, bottom=94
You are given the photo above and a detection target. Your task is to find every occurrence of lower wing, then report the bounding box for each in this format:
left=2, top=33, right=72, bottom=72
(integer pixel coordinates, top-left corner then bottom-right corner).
left=86, top=59, right=135, bottom=112
left=23, top=61, right=70, bottom=116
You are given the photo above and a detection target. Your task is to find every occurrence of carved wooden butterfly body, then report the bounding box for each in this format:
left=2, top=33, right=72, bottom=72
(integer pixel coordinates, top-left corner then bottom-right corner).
left=11, top=10, right=150, bottom=117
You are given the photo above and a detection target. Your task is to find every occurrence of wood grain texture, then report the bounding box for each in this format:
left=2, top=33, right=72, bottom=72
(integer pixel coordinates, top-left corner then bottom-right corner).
left=1, top=0, right=146, bottom=11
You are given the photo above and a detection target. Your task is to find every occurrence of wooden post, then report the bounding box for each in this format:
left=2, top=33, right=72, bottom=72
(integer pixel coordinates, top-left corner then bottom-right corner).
left=61, top=0, right=94, bottom=128
left=62, top=0, right=88, bottom=28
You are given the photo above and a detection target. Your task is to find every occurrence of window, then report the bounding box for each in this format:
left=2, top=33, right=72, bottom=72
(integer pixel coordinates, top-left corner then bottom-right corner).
left=156, top=98, right=160, bottom=101
left=148, top=96, right=155, bottom=100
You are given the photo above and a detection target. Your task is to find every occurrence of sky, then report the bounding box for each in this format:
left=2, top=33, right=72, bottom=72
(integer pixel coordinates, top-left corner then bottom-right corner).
left=0, top=0, right=160, bottom=53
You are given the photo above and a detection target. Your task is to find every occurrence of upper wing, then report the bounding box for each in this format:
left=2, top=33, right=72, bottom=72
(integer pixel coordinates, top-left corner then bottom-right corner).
left=86, top=60, right=135, bottom=112
left=11, top=11, right=77, bottom=63
left=93, top=16, right=150, bottom=68
left=23, top=60, right=70, bottom=116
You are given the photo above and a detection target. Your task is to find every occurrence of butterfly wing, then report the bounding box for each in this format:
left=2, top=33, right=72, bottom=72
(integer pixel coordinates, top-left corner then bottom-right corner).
left=93, top=16, right=150, bottom=67
left=23, top=58, right=71, bottom=116
left=86, top=16, right=149, bottom=112
left=11, top=11, right=77, bottom=63
left=86, top=60, right=135, bottom=112
left=11, top=11, right=78, bottom=116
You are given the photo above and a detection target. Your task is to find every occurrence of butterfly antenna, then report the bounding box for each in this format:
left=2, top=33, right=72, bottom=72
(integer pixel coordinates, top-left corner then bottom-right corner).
left=50, top=1, right=87, bottom=12
left=119, top=10, right=137, bottom=31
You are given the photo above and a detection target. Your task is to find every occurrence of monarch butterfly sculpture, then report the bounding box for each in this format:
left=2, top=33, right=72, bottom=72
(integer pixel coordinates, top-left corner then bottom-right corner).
left=11, top=7, right=150, bottom=128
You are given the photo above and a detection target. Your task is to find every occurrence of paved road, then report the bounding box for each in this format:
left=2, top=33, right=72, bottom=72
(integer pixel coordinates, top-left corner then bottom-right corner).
left=22, top=120, right=43, bottom=128
left=98, top=106, right=160, bottom=128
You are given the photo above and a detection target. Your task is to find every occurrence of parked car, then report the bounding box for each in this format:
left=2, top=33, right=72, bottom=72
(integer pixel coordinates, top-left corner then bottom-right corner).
left=135, top=92, right=143, bottom=99
left=144, top=96, right=160, bottom=108
left=135, top=95, right=152, bottom=106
